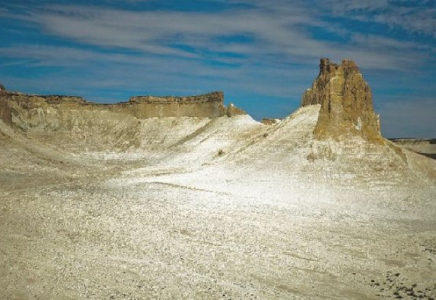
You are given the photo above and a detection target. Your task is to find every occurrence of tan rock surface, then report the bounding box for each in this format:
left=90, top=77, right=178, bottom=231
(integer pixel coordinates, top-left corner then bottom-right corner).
left=261, top=118, right=280, bottom=125
left=0, top=91, right=227, bottom=126
left=0, top=91, right=245, bottom=152
left=302, top=58, right=382, bottom=143
left=226, top=102, right=247, bottom=117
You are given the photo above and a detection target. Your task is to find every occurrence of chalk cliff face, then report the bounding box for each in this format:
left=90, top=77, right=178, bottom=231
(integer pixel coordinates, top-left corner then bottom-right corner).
left=302, top=58, right=382, bottom=143
left=0, top=90, right=245, bottom=151
left=0, top=91, right=227, bottom=127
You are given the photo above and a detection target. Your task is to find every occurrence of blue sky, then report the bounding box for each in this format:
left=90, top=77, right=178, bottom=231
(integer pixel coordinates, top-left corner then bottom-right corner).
left=0, top=0, right=435, bottom=137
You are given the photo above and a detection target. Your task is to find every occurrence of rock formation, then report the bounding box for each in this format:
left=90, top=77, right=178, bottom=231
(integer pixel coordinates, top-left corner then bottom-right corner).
left=302, top=58, right=382, bottom=143
left=261, top=118, right=280, bottom=125
left=0, top=91, right=246, bottom=131
left=226, top=103, right=246, bottom=117
left=127, top=91, right=226, bottom=118
left=0, top=83, right=11, bottom=124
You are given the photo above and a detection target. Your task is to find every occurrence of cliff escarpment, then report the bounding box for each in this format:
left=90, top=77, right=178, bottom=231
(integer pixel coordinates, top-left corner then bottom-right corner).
left=0, top=91, right=227, bottom=127
left=0, top=89, right=246, bottom=152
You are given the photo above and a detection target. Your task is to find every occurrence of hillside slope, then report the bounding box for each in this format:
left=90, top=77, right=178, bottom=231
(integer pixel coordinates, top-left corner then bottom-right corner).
left=0, top=59, right=435, bottom=299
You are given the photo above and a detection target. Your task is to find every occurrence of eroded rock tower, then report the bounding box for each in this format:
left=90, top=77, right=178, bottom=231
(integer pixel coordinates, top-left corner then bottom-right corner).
left=302, top=58, right=382, bottom=143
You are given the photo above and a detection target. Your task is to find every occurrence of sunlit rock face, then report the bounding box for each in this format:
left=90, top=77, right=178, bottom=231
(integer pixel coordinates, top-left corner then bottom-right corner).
left=0, top=89, right=247, bottom=152
left=0, top=91, right=228, bottom=125
left=226, top=103, right=246, bottom=117
left=302, top=58, right=382, bottom=143
left=127, top=91, right=227, bottom=118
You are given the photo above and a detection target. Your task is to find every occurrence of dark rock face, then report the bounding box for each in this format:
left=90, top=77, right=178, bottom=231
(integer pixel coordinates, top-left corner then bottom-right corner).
left=302, top=58, right=382, bottom=142
left=0, top=83, right=11, bottom=123
left=0, top=99, right=11, bottom=124
left=261, top=118, right=280, bottom=125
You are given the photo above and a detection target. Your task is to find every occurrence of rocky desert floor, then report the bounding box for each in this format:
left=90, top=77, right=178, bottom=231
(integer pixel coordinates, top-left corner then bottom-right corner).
left=1, top=111, right=436, bottom=299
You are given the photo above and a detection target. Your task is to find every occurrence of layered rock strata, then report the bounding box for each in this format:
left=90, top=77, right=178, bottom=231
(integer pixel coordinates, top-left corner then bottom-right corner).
left=302, top=58, right=382, bottom=143
left=0, top=91, right=244, bottom=131
left=127, top=91, right=226, bottom=118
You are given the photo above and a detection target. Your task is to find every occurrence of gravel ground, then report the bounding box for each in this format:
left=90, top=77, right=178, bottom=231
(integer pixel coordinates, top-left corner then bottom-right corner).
left=1, top=158, right=435, bottom=299
left=1, top=110, right=435, bottom=299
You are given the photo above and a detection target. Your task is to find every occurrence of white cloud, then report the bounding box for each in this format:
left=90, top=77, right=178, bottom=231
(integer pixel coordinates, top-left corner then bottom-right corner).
left=0, top=42, right=314, bottom=103
left=322, top=0, right=436, bottom=38
left=322, top=0, right=390, bottom=14
left=7, top=2, right=427, bottom=72
left=373, top=7, right=436, bottom=38
left=1, top=0, right=435, bottom=136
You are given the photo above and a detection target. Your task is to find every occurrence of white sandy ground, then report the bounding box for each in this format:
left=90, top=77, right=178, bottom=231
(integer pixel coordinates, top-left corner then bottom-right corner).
left=1, top=106, right=436, bottom=299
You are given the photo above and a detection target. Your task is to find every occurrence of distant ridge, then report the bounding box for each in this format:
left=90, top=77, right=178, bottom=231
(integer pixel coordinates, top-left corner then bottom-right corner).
left=390, top=138, right=436, bottom=160
left=0, top=89, right=247, bottom=122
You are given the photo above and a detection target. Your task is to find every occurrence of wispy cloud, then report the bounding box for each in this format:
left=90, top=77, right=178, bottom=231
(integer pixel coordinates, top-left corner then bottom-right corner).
left=0, top=0, right=435, bottom=137
left=5, top=2, right=431, bottom=70
left=323, top=0, right=436, bottom=38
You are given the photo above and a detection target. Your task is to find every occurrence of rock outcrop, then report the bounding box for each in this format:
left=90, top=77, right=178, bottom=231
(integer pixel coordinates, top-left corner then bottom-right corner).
left=0, top=89, right=248, bottom=151
left=302, top=58, right=382, bottom=143
left=127, top=91, right=226, bottom=118
left=0, top=90, right=244, bottom=152
left=226, top=103, right=246, bottom=117
left=0, top=83, right=11, bottom=124
left=0, top=91, right=247, bottom=130
left=261, top=118, right=280, bottom=125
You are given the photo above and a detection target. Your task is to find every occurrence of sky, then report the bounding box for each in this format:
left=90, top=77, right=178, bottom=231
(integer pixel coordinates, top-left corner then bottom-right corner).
left=0, top=0, right=435, bottom=138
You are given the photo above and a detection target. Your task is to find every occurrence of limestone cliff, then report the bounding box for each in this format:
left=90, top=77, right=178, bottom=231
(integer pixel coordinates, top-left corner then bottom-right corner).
left=0, top=90, right=245, bottom=151
left=302, top=58, right=382, bottom=143
left=126, top=91, right=226, bottom=118
left=0, top=90, right=246, bottom=130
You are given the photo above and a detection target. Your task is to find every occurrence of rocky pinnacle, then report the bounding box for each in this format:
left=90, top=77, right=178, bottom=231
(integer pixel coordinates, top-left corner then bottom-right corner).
left=302, top=58, right=382, bottom=143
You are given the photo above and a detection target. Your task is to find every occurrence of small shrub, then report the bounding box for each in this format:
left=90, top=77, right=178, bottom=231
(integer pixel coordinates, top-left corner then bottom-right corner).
left=307, top=152, right=317, bottom=162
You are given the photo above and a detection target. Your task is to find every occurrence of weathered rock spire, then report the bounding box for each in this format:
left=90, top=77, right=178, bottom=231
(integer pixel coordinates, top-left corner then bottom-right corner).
left=302, top=58, right=381, bottom=142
